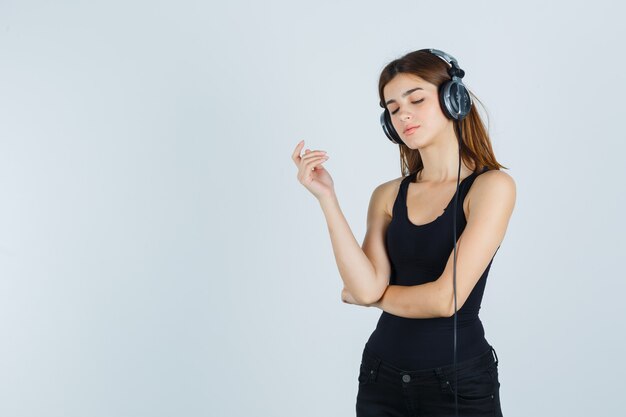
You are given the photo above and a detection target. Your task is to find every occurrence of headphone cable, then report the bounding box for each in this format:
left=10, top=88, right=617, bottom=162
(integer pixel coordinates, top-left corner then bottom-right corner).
left=452, top=118, right=463, bottom=417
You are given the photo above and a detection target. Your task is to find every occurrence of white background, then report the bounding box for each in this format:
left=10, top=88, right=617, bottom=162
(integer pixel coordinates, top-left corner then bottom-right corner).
left=1, top=0, right=624, bottom=416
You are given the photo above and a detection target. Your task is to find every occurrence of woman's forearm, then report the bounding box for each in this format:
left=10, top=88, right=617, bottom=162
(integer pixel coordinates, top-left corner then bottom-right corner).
left=372, top=281, right=450, bottom=318
left=319, top=194, right=378, bottom=305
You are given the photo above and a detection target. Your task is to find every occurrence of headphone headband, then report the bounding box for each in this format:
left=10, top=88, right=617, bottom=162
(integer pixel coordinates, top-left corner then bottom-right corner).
left=420, top=48, right=458, bottom=68
left=418, top=48, right=465, bottom=79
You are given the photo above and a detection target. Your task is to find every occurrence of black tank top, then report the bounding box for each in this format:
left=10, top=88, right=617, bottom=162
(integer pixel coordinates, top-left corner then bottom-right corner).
left=364, top=165, right=499, bottom=370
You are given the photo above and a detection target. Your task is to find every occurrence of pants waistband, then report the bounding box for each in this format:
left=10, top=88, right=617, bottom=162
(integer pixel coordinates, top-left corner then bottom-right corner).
left=362, top=344, right=499, bottom=378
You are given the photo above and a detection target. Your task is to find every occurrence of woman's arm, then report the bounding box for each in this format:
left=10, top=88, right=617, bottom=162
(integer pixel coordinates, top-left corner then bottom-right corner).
left=341, top=282, right=448, bottom=319
left=369, top=282, right=449, bottom=318
left=319, top=193, right=387, bottom=305
left=292, top=142, right=391, bottom=305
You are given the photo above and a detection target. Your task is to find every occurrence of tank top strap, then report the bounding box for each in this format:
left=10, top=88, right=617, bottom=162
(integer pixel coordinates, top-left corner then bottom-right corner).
left=468, top=165, right=489, bottom=183
left=456, top=165, right=490, bottom=200
left=392, top=172, right=418, bottom=218
left=400, top=171, right=418, bottom=201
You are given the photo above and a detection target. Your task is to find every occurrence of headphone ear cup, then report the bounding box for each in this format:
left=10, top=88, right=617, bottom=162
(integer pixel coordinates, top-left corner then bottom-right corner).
left=440, top=80, right=472, bottom=121
left=380, top=109, right=405, bottom=145
left=438, top=81, right=454, bottom=119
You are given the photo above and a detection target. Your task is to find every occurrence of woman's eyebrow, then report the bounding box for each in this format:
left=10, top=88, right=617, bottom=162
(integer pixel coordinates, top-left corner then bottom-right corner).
left=385, top=87, right=424, bottom=106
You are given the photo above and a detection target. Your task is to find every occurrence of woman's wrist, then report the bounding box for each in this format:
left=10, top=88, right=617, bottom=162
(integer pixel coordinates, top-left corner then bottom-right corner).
left=318, top=192, right=338, bottom=209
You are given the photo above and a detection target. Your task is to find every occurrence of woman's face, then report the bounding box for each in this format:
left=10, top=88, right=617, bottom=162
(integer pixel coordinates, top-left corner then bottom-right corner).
left=382, top=73, right=450, bottom=149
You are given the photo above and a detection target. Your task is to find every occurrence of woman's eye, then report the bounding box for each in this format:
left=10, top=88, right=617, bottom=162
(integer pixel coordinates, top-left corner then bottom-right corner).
left=390, top=99, right=424, bottom=115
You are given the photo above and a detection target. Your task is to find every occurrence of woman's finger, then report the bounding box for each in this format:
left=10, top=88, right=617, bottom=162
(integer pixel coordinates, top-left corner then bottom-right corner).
left=291, top=140, right=305, bottom=165
left=302, top=155, right=329, bottom=173
left=299, top=155, right=327, bottom=181
left=292, top=140, right=329, bottom=173
left=301, top=150, right=327, bottom=162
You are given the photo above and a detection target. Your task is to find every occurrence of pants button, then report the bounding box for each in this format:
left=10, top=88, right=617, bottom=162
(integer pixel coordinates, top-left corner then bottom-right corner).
left=402, top=374, right=411, bottom=383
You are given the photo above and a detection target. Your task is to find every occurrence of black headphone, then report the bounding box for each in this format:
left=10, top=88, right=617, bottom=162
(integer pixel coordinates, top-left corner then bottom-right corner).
left=379, top=48, right=472, bottom=145
left=379, top=48, right=473, bottom=417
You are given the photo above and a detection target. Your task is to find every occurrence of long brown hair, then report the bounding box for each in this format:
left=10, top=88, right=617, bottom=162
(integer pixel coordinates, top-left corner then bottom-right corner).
left=378, top=50, right=508, bottom=176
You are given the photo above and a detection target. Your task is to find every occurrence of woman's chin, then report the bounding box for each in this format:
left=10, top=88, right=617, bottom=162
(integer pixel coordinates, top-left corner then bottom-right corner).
left=403, top=138, right=424, bottom=150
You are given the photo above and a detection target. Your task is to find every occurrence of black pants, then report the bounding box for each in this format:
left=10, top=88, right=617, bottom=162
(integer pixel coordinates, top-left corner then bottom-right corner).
left=356, top=344, right=503, bottom=417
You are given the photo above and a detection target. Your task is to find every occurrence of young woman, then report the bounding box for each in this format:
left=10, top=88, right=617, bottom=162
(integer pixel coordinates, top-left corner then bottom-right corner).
left=291, top=49, right=515, bottom=416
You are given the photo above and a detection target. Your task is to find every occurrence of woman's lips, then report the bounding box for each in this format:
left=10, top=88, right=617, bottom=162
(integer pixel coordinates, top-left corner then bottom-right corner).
left=404, top=126, right=420, bottom=135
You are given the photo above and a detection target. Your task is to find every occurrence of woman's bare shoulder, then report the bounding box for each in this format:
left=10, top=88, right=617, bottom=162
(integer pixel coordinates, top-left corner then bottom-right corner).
left=371, top=175, right=408, bottom=218
left=474, top=169, right=516, bottom=190
left=469, top=169, right=516, bottom=211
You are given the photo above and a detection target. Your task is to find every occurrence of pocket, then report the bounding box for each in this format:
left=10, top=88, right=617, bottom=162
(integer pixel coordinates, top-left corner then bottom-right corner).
left=358, top=362, right=373, bottom=386
left=443, top=362, right=497, bottom=402
left=357, top=347, right=380, bottom=386
left=488, top=362, right=501, bottom=391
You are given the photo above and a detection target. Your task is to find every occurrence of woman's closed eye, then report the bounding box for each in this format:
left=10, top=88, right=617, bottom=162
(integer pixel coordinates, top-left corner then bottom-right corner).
left=390, top=99, right=424, bottom=115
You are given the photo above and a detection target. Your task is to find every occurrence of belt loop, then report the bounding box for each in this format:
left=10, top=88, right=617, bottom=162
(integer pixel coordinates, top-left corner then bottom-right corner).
left=491, top=346, right=499, bottom=366
left=434, top=367, right=449, bottom=391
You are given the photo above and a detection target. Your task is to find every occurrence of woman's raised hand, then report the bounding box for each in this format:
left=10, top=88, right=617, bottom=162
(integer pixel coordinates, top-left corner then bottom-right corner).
left=292, top=140, right=335, bottom=201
